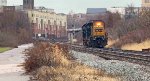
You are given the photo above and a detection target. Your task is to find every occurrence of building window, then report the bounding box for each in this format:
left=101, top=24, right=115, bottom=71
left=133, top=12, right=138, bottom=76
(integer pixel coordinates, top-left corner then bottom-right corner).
left=60, top=21, right=62, bottom=26
left=64, top=22, right=66, bottom=26
left=26, top=14, right=28, bottom=17
left=54, top=21, right=56, bottom=25
left=48, top=20, right=51, bottom=25
left=32, top=14, right=34, bottom=17
left=41, top=19, right=43, bottom=30
left=36, top=18, right=38, bottom=24
left=39, top=24, right=40, bottom=29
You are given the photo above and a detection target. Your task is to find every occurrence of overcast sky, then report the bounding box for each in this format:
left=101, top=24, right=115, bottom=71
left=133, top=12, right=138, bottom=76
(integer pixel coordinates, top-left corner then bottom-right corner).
left=7, top=0, right=141, bottom=13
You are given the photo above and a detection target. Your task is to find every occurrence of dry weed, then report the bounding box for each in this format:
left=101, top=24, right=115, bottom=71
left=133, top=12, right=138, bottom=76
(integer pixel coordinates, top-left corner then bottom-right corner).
left=24, top=42, right=119, bottom=81
left=121, top=39, right=150, bottom=51
left=24, top=42, right=71, bottom=72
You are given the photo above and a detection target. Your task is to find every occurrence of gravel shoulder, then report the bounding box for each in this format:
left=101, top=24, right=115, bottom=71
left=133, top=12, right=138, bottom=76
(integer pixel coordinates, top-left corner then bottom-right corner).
left=0, top=44, right=33, bottom=81
left=72, top=51, right=150, bottom=81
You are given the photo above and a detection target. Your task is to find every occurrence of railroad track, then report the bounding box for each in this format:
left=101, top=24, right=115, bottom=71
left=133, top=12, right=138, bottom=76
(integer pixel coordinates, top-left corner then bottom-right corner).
left=70, top=44, right=150, bottom=66
left=33, top=40, right=150, bottom=66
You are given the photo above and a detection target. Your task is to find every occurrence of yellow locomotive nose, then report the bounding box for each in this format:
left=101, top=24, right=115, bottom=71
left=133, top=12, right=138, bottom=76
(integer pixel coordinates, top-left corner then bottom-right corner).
left=93, top=21, right=105, bottom=37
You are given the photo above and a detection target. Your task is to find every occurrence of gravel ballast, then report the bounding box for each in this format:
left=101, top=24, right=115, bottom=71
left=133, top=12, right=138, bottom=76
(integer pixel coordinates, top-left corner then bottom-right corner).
left=72, top=51, right=150, bottom=81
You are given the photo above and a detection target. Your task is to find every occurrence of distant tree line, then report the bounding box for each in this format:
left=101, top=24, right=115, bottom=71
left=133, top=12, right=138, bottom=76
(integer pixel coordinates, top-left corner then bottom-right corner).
left=0, top=11, right=32, bottom=47
left=107, top=8, right=150, bottom=47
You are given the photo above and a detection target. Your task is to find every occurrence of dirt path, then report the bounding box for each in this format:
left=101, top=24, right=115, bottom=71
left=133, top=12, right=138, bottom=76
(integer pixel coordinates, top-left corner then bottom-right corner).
left=0, top=44, right=32, bottom=81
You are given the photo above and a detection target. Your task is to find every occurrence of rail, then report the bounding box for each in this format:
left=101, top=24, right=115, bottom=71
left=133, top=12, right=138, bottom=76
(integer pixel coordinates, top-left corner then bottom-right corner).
left=71, top=45, right=150, bottom=66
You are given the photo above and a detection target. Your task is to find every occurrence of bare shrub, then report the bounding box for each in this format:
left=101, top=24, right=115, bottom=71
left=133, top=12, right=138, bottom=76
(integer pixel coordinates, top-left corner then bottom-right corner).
left=0, top=11, right=32, bottom=47
left=24, top=42, right=119, bottom=81
left=24, top=42, right=73, bottom=73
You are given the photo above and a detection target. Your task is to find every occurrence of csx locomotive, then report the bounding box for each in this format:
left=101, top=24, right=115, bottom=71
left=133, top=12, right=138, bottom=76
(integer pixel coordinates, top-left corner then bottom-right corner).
left=82, top=20, right=108, bottom=48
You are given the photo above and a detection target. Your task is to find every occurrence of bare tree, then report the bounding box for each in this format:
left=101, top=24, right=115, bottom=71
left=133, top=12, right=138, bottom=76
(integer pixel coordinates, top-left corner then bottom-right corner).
left=0, top=11, right=32, bottom=47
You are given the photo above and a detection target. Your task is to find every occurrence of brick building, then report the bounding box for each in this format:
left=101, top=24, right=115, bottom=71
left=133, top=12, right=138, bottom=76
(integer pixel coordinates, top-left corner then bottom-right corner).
left=27, top=10, right=67, bottom=39
left=0, top=6, right=15, bottom=14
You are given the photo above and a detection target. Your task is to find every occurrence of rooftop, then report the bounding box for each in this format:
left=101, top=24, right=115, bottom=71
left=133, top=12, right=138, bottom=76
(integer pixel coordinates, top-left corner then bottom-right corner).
left=86, top=8, right=107, bottom=14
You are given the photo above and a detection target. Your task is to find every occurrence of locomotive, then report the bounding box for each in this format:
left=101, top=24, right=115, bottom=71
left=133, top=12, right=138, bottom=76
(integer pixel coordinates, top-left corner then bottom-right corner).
left=82, top=20, right=108, bottom=48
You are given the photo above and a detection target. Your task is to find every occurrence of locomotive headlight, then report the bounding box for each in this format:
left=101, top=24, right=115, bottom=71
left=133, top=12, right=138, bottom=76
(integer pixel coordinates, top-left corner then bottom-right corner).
left=96, top=22, right=102, bottom=26
left=95, top=22, right=104, bottom=27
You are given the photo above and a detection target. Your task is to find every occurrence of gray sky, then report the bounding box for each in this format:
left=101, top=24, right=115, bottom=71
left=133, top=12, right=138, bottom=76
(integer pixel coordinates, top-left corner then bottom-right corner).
left=7, top=0, right=141, bottom=13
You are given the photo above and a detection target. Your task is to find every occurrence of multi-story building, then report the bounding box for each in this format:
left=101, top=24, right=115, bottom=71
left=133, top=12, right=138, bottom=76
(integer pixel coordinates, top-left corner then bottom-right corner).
left=67, top=13, right=87, bottom=29
left=86, top=8, right=107, bottom=22
left=86, top=8, right=107, bottom=14
left=23, top=0, right=34, bottom=10
left=27, top=10, right=67, bottom=39
left=0, top=0, right=7, bottom=7
left=0, top=6, right=15, bottom=13
left=142, top=0, right=150, bottom=7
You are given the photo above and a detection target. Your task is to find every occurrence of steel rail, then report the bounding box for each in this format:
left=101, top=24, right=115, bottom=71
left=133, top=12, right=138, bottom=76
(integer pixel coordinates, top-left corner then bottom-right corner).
left=71, top=45, right=150, bottom=66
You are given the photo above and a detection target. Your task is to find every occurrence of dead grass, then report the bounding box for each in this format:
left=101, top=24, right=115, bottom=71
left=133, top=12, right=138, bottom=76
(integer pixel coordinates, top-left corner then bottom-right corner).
left=106, top=39, right=119, bottom=48
left=35, top=64, right=118, bottom=81
left=24, top=42, right=119, bottom=81
left=121, top=39, right=150, bottom=51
